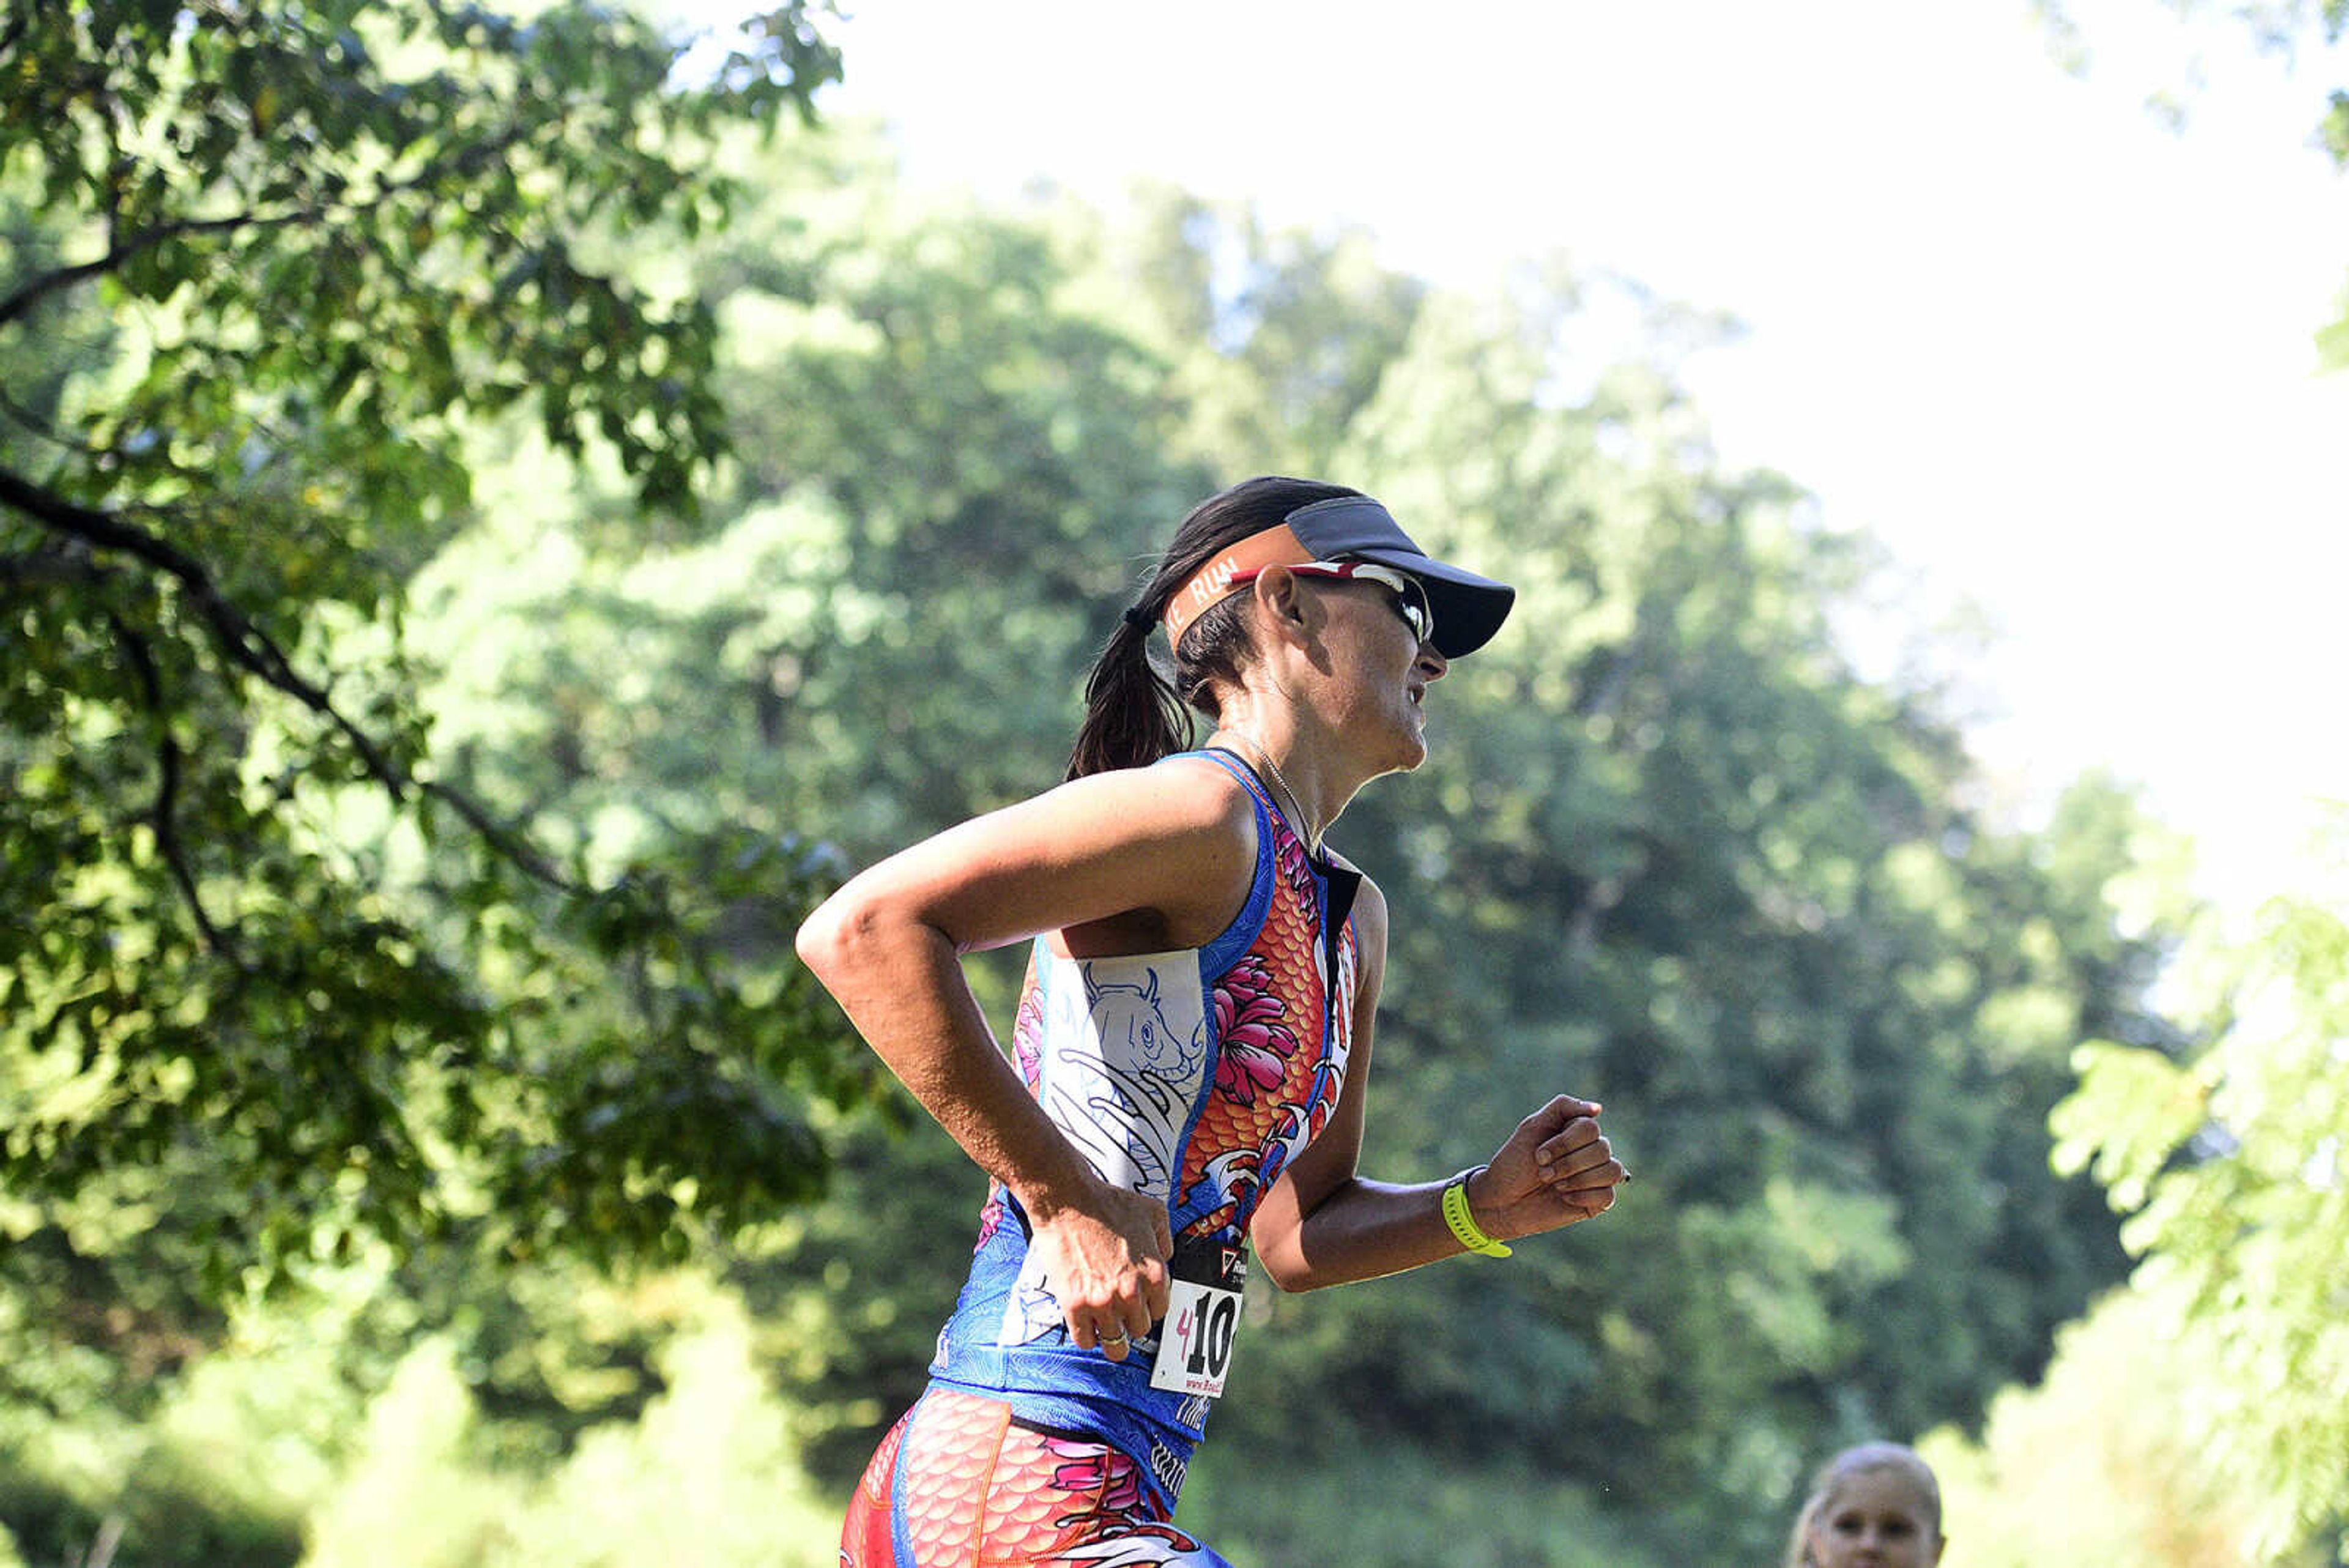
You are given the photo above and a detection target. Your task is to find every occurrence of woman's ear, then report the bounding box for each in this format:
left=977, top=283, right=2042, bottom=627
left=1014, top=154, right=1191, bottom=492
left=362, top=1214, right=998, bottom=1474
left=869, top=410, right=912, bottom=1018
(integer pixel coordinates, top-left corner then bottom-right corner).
left=1248, top=565, right=1319, bottom=648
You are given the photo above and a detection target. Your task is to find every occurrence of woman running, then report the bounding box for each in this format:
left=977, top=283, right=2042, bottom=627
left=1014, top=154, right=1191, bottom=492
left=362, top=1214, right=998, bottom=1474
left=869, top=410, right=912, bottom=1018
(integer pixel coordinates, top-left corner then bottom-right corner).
left=798, top=475, right=1630, bottom=1564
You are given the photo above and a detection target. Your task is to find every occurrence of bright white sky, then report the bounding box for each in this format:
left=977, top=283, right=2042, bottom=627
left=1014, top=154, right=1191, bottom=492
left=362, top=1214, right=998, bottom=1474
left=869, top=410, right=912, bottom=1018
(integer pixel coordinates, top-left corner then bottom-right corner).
left=702, top=0, right=2349, bottom=917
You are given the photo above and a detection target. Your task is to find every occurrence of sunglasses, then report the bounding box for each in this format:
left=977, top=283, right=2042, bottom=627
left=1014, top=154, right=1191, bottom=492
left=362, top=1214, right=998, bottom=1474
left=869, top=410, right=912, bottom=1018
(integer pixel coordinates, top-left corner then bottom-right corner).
left=1228, top=560, right=1434, bottom=647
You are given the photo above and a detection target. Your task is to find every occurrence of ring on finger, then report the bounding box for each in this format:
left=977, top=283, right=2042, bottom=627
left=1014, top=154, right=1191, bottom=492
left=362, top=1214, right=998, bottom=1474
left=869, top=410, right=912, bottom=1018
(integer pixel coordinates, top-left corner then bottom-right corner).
left=1099, top=1328, right=1129, bottom=1347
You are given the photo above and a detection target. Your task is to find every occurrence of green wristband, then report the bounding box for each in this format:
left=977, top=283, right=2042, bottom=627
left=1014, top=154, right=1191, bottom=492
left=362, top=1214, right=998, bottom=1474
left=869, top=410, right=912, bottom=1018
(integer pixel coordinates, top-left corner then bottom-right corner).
left=1442, top=1166, right=1512, bottom=1258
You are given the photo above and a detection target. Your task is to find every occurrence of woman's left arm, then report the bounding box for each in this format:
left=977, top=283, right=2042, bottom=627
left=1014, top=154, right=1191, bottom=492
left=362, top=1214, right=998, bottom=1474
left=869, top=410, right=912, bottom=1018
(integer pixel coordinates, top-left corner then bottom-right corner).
left=1249, top=874, right=1628, bottom=1293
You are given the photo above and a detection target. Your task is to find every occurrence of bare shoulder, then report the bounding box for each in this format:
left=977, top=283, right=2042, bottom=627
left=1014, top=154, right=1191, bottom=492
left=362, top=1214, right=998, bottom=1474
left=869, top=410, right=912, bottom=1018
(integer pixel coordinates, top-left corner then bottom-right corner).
left=992, top=753, right=1261, bottom=954
left=809, top=752, right=1264, bottom=959
left=1037, top=752, right=1260, bottom=863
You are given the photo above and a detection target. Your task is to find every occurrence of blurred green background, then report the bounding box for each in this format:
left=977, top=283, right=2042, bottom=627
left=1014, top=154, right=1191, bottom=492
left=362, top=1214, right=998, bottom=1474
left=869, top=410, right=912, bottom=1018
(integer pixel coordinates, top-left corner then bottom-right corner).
left=3, top=2, right=2344, bottom=1563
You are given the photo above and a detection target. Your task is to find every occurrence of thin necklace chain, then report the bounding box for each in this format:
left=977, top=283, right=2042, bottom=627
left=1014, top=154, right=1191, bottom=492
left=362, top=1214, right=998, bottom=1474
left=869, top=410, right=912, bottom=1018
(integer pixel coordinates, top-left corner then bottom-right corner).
left=1236, top=735, right=1321, bottom=856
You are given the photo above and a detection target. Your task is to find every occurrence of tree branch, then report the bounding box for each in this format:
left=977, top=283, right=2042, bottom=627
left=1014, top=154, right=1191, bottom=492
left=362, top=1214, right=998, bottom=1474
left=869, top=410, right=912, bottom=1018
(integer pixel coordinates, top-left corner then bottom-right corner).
left=0, top=212, right=270, bottom=332
left=0, top=380, right=114, bottom=459
left=106, top=608, right=237, bottom=962
left=0, top=544, right=106, bottom=587
left=0, top=124, right=533, bottom=332
left=0, top=463, right=578, bottom=893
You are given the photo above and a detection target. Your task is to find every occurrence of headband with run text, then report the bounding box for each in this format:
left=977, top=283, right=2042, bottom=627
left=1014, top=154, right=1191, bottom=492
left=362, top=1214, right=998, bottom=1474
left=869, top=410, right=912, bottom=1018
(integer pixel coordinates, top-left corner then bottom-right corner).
left=1160, top=523, right=1317, bottom=650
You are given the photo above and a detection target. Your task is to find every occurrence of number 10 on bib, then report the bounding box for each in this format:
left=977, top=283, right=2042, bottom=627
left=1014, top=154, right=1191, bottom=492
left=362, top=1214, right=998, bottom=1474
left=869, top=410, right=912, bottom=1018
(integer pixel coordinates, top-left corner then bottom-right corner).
left=1149, top=1276, right=1241, bottom=1399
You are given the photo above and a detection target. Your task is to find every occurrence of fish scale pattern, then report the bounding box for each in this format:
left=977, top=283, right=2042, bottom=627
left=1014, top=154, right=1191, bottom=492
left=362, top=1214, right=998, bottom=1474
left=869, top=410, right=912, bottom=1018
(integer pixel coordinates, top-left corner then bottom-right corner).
left=842, top=1390, right=1223, bottom=1565
left=1176, top=814, right=1356, bottom=1242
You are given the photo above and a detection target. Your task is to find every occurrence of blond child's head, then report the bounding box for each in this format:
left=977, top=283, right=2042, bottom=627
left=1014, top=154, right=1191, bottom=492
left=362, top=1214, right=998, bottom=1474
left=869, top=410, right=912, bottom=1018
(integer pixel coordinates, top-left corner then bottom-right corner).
left=1784, top=1441, right=1945, bottom=1568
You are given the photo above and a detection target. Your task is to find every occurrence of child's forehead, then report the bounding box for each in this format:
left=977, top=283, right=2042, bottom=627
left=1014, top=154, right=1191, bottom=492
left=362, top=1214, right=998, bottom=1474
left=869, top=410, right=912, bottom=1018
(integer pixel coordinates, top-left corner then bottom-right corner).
left=1828, top=1467, right=1934, bottom=1511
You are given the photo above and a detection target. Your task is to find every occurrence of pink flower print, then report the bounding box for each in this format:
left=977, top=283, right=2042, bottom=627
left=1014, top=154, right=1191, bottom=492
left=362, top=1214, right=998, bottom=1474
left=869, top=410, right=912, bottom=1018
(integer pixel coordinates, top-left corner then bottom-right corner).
left=1044, top=1436, right=1149, bottom=1515
left=1213, top=955, right=1298, bottom=1106
left=1277, top=834, right=1319, bottom=903
left=1011, top=976, right=1046, bottom=1085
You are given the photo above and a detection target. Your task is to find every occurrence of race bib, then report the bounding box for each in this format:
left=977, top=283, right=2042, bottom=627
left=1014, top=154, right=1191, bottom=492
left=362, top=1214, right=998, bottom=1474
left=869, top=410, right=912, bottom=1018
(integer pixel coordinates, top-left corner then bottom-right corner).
left=1149, top=1241, right=1246, bottom=1399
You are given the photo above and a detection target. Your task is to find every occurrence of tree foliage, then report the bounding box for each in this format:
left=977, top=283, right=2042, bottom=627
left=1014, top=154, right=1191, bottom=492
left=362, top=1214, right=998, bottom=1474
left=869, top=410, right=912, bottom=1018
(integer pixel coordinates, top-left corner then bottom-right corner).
left=426, top=147, right=2165, bottom=1558
left=0, top=61, right=2194, bottom=1563
left=0, top=0, right=870, bottom=1282
left=1912, top=825, right=2348, bottom=1567
left=2043, top=823, right=2349, bottom=1562
left=1920, top=1289, right=2320, bottom=1568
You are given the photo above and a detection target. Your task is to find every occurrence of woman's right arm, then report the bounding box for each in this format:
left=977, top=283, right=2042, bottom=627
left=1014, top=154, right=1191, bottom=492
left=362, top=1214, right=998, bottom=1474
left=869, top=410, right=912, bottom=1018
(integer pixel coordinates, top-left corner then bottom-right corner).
left=792, top=759, right=1256, bottom=1356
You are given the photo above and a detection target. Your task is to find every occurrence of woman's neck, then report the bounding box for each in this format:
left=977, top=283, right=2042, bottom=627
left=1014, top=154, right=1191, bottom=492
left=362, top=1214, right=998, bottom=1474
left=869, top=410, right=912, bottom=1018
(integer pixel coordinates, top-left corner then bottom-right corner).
left=1207, top=718, right=1364, bottom=857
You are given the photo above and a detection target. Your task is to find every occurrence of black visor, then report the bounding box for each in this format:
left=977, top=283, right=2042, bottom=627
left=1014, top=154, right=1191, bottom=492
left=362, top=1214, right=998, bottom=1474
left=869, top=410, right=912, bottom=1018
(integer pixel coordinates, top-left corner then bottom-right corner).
left=1283, top=496, right=1516, bottom=659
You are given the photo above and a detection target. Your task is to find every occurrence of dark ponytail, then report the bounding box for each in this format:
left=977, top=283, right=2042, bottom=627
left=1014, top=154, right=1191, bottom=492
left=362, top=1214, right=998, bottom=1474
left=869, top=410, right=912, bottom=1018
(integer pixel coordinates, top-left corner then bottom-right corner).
left=1066, top=475, right=1360, bottom=779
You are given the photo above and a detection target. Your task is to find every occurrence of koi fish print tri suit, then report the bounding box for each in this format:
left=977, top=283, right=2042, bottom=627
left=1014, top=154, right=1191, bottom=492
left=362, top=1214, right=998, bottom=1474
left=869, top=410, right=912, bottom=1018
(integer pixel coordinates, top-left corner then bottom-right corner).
left=841, top=749, right=1362, bottom=1566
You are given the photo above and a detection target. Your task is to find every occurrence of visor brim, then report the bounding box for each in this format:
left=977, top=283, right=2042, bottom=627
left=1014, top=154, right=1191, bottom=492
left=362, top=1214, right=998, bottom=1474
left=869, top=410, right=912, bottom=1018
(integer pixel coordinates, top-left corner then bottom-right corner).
left=1283, top=496, right=1516, bottom=659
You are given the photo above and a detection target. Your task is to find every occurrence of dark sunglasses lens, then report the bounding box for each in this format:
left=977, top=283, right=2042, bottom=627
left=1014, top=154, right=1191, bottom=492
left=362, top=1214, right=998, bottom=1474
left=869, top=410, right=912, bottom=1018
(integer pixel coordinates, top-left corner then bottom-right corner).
left=1400, top=580, right=1431, bottom=642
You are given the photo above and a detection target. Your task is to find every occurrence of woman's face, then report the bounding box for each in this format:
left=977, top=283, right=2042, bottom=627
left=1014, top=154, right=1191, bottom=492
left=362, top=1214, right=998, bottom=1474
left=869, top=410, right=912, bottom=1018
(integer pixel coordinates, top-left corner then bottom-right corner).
left=1806, top=1468, right=1943, bottom=1568
left=1312, top=574, right=1447, bottom=771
